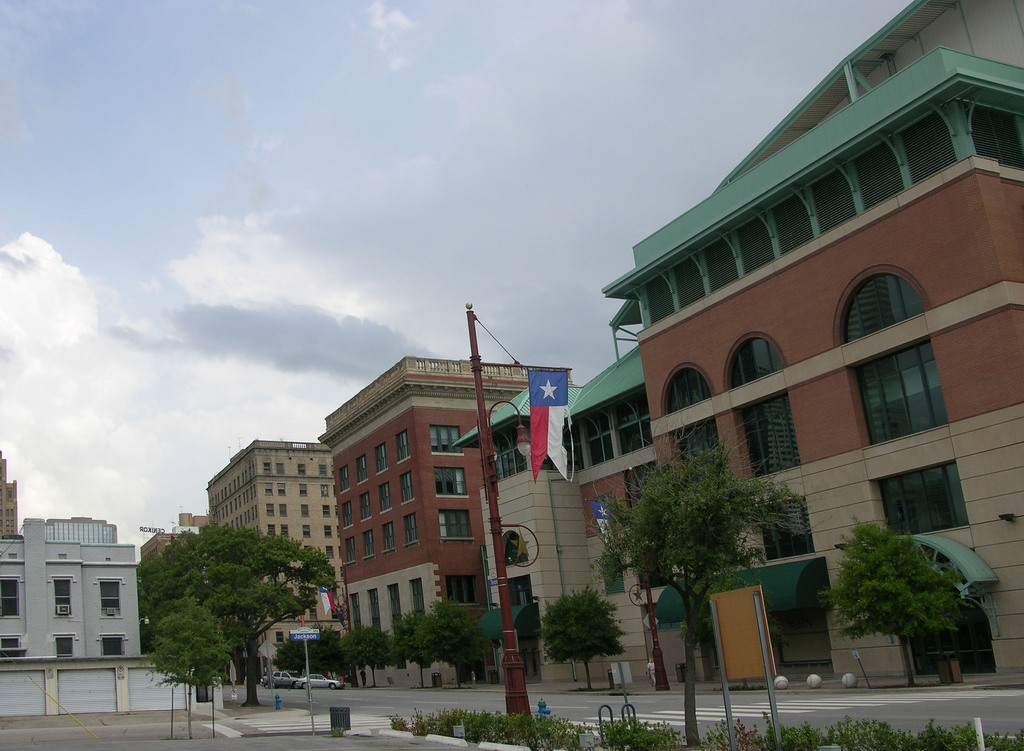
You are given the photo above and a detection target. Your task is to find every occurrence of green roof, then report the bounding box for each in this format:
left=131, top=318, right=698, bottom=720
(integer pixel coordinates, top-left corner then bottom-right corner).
left=569, top=346, right=645, bottom=416
left=454, top=386, right=583, bottom=449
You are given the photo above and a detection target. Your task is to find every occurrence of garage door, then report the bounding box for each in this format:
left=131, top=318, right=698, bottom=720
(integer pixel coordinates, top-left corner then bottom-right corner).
left=127, top=668, right=186, bottom=710
left=57, top=668, right=116, bottom=713
left=0, top=671, right=46, bottom=716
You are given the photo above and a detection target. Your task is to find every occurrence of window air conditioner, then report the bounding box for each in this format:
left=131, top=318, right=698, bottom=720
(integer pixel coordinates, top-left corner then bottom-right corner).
left=103, top=607, right=119, bottom=616
left=56, top=604, right=71, bottom=616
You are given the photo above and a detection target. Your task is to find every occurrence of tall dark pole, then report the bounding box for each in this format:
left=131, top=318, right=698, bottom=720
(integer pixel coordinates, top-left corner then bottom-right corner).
left=466, top=304, right=531, bottom=715
left=627, top=467, right=669, bottom=690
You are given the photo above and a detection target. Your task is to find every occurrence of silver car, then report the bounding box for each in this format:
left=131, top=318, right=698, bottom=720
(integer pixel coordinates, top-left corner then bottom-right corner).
left=292, top=673, right=343, bottom=689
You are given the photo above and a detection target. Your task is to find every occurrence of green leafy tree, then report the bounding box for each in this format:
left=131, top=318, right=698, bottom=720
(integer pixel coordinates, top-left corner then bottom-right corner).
left=272, top=624, right=348, bottom=678
left=541, top=587, right=625, bottom=689
left=824, top=521, right=962, bottom=686
left=596, top=444, right=801, bottom=747
left=422, top=599, right=486, bottom=687
left=149, top=598, right=232, bottom=739
left=392, top=611, right=433, bottom=687
left=343, top=624, right=393, bottom=687
left=137, top=524, right=335, bottom=706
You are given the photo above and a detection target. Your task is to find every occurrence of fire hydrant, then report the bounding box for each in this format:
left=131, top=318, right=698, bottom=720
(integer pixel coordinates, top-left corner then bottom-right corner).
left=274, top=693, right=282, bottom=710
left=537, top=698, right=550, bottom=719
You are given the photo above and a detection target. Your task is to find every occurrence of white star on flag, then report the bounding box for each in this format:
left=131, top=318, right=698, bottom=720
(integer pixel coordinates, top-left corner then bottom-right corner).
left=540, top=380, right=558, bottom=400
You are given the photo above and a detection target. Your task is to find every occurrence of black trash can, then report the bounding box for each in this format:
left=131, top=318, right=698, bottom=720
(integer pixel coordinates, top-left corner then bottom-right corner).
left=488, top=669, right=499, bottom=684
left=607, top=669, right=614, bottom=689
left=431, top=672, right=442, bottom=687
left=675, top=663, right=685, bottom=683
left=330, top=706, right=351, bottom=731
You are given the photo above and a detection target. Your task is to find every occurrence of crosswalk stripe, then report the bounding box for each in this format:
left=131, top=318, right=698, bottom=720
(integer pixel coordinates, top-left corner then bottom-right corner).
left=230, top=711, right=393, bottom=735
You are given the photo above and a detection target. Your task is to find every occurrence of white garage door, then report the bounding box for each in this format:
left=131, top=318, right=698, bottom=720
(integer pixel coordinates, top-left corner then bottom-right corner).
left=127, top=668, right=186, bottom=710
left=0, top=671, right=47, bottom=716
left=57, top=668, right=116, bottom=713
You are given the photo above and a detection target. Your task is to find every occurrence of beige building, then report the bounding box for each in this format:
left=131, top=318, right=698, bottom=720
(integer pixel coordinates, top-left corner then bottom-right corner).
left=1, top=450, right=18, bottom=538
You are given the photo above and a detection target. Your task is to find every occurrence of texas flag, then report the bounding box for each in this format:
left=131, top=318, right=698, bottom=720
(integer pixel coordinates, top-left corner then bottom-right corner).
left=319, top=586, right=339, bottom=621
left=529, top=369, right=570, bottom=481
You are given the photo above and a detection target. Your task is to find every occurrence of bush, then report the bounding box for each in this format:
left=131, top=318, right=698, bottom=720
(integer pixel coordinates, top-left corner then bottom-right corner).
left=599, top=717, right=682, bottom=751
left=389, top=708, right=596, bottom=751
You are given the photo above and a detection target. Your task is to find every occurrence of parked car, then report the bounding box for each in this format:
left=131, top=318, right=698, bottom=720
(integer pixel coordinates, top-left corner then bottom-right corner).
left=262, top=671, right=300, bottom=688
left=292, top=673, right=343, bottom=690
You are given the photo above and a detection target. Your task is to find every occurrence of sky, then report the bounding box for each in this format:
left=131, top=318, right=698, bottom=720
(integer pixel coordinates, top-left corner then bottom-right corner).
left=0, top=0, right=909, bottom=553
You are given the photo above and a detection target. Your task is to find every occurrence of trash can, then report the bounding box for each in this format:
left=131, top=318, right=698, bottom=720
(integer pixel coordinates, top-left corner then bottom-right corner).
left=330, top=706, right=351, bottom=731
left=488, top=669, right=500, bottom=684
left=431, top=672, right=442, bottom=687
left=607, top=669, right=614, bottom=689
left=675, top=663, right=685, bottom=683
left=937, top=657, right=963, bottom=684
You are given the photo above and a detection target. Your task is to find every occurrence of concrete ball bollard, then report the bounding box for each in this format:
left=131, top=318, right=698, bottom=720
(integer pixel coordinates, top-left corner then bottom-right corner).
left=841, top=672, right=858, bottom=688
left=806, top=673, right=823, bottom=689
left=773, top=675, right=790, bottom=690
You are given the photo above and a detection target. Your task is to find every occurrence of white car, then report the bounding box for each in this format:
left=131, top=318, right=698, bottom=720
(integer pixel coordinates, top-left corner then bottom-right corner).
left=292, top=673, right=343, bottom=689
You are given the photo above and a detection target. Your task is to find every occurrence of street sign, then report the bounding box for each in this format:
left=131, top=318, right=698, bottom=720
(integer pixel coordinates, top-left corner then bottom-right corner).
left=290, top=629, right=320, bottom=641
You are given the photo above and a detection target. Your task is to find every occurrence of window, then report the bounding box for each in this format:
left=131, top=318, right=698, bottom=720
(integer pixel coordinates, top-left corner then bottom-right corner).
left=430, top=425, right=462, bottom=453
left=342, top=501, right=353, bottom=527
left=732, top=338, right=783, bottom=387
left=616, top=395, right=652, bottom=453
left=319, top=463, right=328, bottom=476
left=324, top=524, right=332, bottom=537
left=584, top=412, right=614, bottom=465
left=280, top=524, right=289, bottom=537
left=275, top=630, right=284, bottom=643
left=275, top=462, right=285, bottom=475
left=100, top=581, right=120, bottom=614
left=278, top=503, right=287, bottom=516
left=439, top=509, right=471, bottom=538
left=1, top=579, right=18, bottom=616
left=350, top=593, right=361, bottom=626
left=360, top=492, right=372, bottom=520
left=667, top=368, right=712, bottom=413
left=857, top=342, right=947, bottom=444
left=388, top=583, right=401, bottom=622
left=382, top=521, right=395, bottom=552
left=495, top=428, right=529, bottom=480
left=881, top=463, right=968, bottom=534
left=763, top=505, right=814, bottom=560
left=0, top=636, right=24, bottom=657
left=101, top=636, right=124, bottom=656
left=345, top=537, right=356, bottom=563
left=400, top=471, right=414, bottom=502
left=396, top=430, right=410, bottom=461
left=302, top=525, right=311, bottom=538
left=325, top=545, right=334, bottom=559
left=300, top=503, right=309, bottom=517
left=356, top=455, right=368, bottom=482
left=845, top=274, right=923, bottom=342
left=263, top=461, right=271, bottom=474
left=379, top=482, right=392, bottom=512
left=404, top=513, right=418, bottom=545
left=277, top=483, right=286, bottom=496
left=55, top=636, right=74, bottom=657
left=368, top=588, right=381, bottom=628
left=446, top=575, right=477, bottom=604
left=299, top=485, right=308, bottom=497
left=363, top=529, right=375, bottom=557
left=434, top=467, right=467, bottom=496
left=339, top=465, right=350, bottom=491
left=410, top=578, right=425, bottom=613
left=321, top=484, right=330, bottom=497
left=264, top=483, right=273, bottom=496
left=53, top=578, right=72, bottom=615
left=266, top=502, right=274, bottom=515
left=676, top=420, right=719, bottom=458
left=742, top=395, right=801, bottom=475
left=297, top=462, right=306, bottom=475
left=375, top=443, right=388, bottom=472
left=267, top=524, right=276, bottom=536
left=322, top=504, right=331, bottom=517
left=510, top=574, right=534, bottom=606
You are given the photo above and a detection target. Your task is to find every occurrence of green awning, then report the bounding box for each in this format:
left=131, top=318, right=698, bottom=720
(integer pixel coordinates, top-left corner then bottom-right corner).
left=654, top=556, right=831, bottom=624
left=478, top=602, right=541, bottom=641
left=913, top=534, right=998, bottom=588
left=569, top=347, right=645, bottom=416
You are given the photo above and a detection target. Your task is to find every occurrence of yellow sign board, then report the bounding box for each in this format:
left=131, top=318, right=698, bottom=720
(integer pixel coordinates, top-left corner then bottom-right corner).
left=710, top=585, right=775, bottom=681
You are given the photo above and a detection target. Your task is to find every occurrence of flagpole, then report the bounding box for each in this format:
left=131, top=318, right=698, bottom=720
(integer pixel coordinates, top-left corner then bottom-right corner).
left=466, top=303, right=531, bottom=715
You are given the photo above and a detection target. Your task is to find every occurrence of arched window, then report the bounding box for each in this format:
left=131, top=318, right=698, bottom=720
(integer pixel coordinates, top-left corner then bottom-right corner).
left=731, top=338, right=783, bottom=387
left=667, top=368, right=712, bottom=413
left=845, top=274, right=923, bottom=342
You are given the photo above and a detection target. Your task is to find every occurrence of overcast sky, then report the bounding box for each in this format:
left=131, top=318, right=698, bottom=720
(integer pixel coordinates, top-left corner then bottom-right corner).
left=0, top=0, right=908, bottom=553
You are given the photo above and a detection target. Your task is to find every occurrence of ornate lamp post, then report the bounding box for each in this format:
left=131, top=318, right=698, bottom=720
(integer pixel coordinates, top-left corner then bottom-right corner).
left=466, top=303, right=531, bottom=715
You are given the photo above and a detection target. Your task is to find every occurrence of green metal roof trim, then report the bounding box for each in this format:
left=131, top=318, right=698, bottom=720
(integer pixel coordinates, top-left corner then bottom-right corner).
left=654, top=556, right=830, bottom=623
left=454, top=386, right=583, bottom=449
left=604, top=48, right=1024, bottom=298
left=478, top=602, right=541, bottom=641
left=569, top=346, right=645, bottom=416
left=913, top=534, right=998, bottom=586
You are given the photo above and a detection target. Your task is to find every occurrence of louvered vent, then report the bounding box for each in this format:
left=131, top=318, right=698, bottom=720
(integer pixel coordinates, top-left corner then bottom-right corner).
left=672, top=256, right=705, bottom=309
left=971, top=106, right=1024, bottom=169
left=900, top=111, right=956, bottom=183
left=854, top=141, right=905, bottom=209
left=811, top=169, right=856, bottom=234
left=772, top=194, right=813, bottom=254
left=703, top=239, right=738, bottom=292
left=646, top=275, right=675, bottom=323
left=737, top=218, right=774, bottom=274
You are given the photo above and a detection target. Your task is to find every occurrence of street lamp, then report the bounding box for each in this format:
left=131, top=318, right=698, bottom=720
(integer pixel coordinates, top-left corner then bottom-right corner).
left=466, top=303, right=532, bottom=715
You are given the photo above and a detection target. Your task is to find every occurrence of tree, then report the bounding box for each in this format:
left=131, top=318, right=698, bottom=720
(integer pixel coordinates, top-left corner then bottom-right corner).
left=272, top=624, right=348, bottom=678
left=824, top=521, right=962, bottom=686
left=596, top=443, right=800, bottom=747
left=421, top=599, right=486, bottom=687
left=149, top=598, right=232, bottom=739
left=541, top=587, right=625, bottom=689
left=137, top=524, right=335, bottom=706
left=392, top=611, right=433, bottom=687
left=343, top=624, right=393, bottom=687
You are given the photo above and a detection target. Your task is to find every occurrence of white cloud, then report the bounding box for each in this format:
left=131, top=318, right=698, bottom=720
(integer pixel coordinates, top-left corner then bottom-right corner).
left=366, top=0, right=414, bottom=70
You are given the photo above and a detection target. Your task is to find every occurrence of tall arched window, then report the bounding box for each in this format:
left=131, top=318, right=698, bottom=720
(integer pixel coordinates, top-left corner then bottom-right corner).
left=667, top=368, right=712, bottom=413
left=845, top=274, right=923, bottom=342
left=731, top=338, right=783, bottom=387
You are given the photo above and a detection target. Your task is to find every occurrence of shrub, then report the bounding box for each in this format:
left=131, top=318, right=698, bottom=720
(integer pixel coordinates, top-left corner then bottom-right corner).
left=599, top=717, right=682, bottom=751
